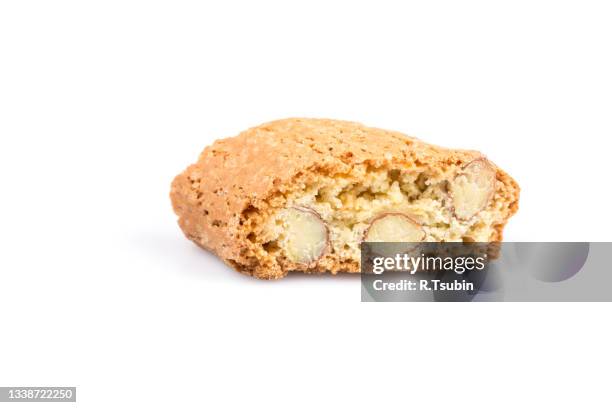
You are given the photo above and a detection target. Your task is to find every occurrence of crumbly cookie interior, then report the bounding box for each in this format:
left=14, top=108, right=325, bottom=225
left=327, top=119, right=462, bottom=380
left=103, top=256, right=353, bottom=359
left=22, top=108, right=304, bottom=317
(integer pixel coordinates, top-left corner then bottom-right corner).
left=257, top=162, right=508, bottom=265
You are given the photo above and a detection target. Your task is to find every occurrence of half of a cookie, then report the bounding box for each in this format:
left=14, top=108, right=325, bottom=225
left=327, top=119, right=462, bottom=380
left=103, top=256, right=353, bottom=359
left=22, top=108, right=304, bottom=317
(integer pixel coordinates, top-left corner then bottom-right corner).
left=171, top=118, right=519, bottom=279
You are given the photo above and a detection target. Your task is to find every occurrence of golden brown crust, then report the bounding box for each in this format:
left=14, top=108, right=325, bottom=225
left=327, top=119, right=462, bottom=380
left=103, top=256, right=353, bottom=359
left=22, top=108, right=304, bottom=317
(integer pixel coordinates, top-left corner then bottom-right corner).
left=170, top=118, right=520, bottom=279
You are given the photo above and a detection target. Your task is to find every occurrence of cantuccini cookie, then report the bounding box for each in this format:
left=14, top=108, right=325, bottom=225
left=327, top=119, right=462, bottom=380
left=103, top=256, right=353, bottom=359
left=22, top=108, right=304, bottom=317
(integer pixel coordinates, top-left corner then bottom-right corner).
left=171, top=118, right=520, bottom=279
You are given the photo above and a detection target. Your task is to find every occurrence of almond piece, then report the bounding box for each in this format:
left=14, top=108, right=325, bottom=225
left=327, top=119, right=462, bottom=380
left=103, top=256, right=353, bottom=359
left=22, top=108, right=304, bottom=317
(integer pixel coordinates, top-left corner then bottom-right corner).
left=282, top=207, right=329, bottom=264
left=450, top=158, right=496, bottom=220
left=364, top=213, right=425, bottom=242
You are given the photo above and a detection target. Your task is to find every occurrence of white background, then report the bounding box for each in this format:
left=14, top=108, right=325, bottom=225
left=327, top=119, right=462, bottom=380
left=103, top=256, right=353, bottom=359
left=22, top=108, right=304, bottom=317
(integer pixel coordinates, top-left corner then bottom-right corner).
left=1, top=1, right=611, bottom=407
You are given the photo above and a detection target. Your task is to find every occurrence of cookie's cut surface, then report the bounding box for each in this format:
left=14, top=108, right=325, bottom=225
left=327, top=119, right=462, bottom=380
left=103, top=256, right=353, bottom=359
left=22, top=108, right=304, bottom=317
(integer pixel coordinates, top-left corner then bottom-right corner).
left=171, top=118, right=519, bottom=279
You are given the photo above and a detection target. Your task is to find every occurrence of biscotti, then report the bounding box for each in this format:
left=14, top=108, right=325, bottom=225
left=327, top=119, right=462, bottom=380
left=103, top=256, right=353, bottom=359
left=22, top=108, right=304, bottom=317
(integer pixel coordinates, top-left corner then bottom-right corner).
left=171, top=118, right=520, bottom=279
